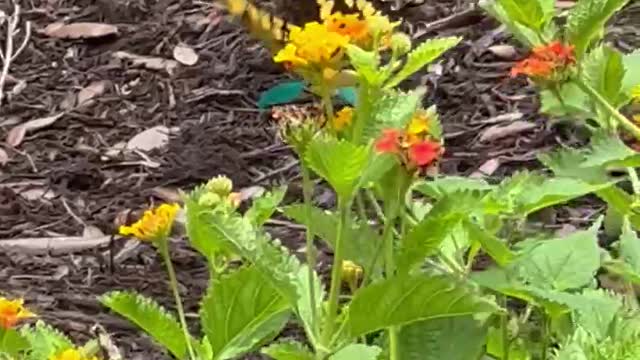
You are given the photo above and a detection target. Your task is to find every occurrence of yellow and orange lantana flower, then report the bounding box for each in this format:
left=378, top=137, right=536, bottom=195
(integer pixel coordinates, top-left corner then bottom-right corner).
left=49, top=348, right=98, bottom=360
left=0, top=297, right=35, bottom=329
left=325, top=12, right=370, bottom=45
left=119, top=203, right=180, bottom=242
left=511, top=41, right=576, bottom=80
left=333, top=106, right=354, bottom=131
left=375, top=111, right=442, bottom=169
left=274, top=22, right=349, bottom=70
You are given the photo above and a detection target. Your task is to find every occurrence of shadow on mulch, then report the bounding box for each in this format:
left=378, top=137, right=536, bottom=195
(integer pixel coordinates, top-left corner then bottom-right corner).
left=1, top=0, right=639, bottom=358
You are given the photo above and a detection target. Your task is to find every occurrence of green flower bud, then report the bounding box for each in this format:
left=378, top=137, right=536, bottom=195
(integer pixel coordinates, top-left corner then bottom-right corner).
left=205, top=175, right=233, bottom=196
left=391, top=32, right=412, bottom=56
left=198, top=192, right=222, bottom=207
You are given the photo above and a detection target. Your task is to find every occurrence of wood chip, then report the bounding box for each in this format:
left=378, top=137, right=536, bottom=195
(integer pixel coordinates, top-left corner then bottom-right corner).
left=488, top=44, right=517, bottom=60
left=0, top=148, right=8, bottom=166
left=6, top=113, right=64, bottom=147
left=77, top=80, right=110, bottom=106
left=471, top=158, right=501, bottom=178
left=126, top=125, right=170, bottom=151
left=113, top=51, right=179, bottom=75
left=479, top=120, right=537, bottom=142
left=0, top=236, right=111, bottom=255
left=173, top=43, right=199, bottom=66
left=43, top=22, right=118, bottom=39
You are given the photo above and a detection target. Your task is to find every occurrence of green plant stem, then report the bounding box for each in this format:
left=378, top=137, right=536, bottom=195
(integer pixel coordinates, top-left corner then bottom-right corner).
left=573, top=78, right=640, bottom=140
left=319, top=199, right=350, bottom=358
left=540, top=312, right=550, bottom=360
left=301, top=164, right=320, bottom=344
left=383, top=202, right=401, bottom=360
left=321, top=85, right=335, bottom=133
left=500, top=296, right=510, bottom=360
left=157, top=240, right=197, bottom=360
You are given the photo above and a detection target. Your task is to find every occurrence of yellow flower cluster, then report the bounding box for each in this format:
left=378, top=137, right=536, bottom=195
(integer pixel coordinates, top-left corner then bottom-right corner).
left=333, top=106, right=354, bottom=130
left=119, top=203, right=180, bottom=242
left=49, top=348, right=98, bottom=360
left=0, top=297, right=35, bottom=329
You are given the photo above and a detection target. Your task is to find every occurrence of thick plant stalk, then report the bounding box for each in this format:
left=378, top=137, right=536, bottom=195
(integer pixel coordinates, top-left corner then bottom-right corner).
left=319, top=199, right=350, bottom=357
left=573, top=78, right=640, bottom=140
left=157, top=241, right=197, bottom=360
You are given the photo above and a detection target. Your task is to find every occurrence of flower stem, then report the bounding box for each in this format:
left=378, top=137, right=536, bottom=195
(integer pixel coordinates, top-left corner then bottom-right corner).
left=319, top=198, right=350, bottom=356
left=382, top=198, right=400, bottom=360
left=572, top=78, right=640, bottom=140
left=301, top=164, right=320, bottom=344
left=500, top=296, right=510, bottom=360
left=540, top=312, right=550, bottom=360
left=157, top=240, right=197, bottom=360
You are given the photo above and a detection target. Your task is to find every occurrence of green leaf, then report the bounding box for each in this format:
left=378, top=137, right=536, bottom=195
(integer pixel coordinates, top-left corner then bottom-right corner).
left=362, top=88, right=423, bottom=143
left=201, top=266, right=291, bottom=360
left=619, top=217, right=640, bottom=271
left=386, top=37, right=462, bottom=88
left=413, top=176, right=493, bottom=200
left=329, top=344, right=382, bottom=360
left=347, top=274, right=499, bottom=338
left=346, top=45, right=381, bottom=84
left=304, top=136, right=370, bottom=199
left=513, top=221, right=602, bottom=290
left=583, top=45, right=626, bottom=108
left=261, top=341, right=315, bottom=360
left=100, top=291, right=190, bottom=359
left=480, top=0, right=546, bottom=47
left=245, top=186, right=287, bottom=227
left=336, top=87, right=357, bottom=105
left=566, top=0, right=631, bottom=58
left=570, top=289, right=622, bottom=339
left=20, top=321, right=73, bottom=360
left=622, top=51, right=640, bottom=95
left=184, top=189, right=235, bottom=262
left=398, top=316, right=487, bottom=360
left=463, top=220, right=515, bottom=267
left=281, top=204, right=382, bottom=277
left=540, top=82, right=592, bottom=117
left=258, top=81, right=306, bottom=109
left=398, top=193, right=477, bottom=273
left=496, top=0, right=546, bottom=30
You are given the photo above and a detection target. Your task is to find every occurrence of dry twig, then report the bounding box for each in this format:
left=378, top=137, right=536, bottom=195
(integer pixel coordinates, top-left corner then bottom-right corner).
left=0, top=0, right=32, bottom=107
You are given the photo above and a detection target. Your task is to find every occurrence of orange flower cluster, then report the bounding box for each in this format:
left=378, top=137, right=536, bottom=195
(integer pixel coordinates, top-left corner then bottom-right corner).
left=0, top=297, right=35, bottom=329
left=375, top=111, right=442, bottom=170
left=511, top=41, right=576, bottom=80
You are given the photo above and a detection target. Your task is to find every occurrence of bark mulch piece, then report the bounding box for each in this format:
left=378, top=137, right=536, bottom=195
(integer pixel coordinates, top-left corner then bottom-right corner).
left=1, top=0, right=639, bottom=358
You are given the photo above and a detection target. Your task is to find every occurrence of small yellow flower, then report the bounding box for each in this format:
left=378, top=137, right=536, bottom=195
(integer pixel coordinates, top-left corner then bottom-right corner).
left=333, top=107, right=353, bottom=131
left=325, top=12, right=370, bottom=44
left=273, top=44, right=308, bottom=68
left=275, top=22, right=349, bottom=69
left=119, top=203, right=180, bottom=242
left=49, top=348, right=98, bottom=360
left=407, top=111, right=430, bottom=136
left=0, top=297, right=35, bottom=329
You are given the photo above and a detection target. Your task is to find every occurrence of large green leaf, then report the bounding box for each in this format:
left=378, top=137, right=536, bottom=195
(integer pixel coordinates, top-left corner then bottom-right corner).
left=480, top=0, right=546, bottom=47
left=513, top=221, right=602, bottom=290
left=281, top=204, right=382, bottom=277
left=385, top=37, right=462, bottom=88
left=20, top=321, right=73, bottom=360
left=495, top=0, right=546, bottom=30
left=347, top=274, right=499, bottom=338
left=413, top=176, right=493, bottom=200
left=201, top=266, right=291, bottom=360
left=398, top=192, right=477, bottom=273
left=261, top=341, right=315, bottom=360
left=304, top=136, right=370, bottom=199
left=329, top=344, right=382, bottom=359
left=566, top=0, right=631, bottom=58
left=100, top=291, right=190, bottom=359
left=346, top=45, right=381, bottom=85
left=463, top=220, right=515, bottom=267
left=583, top=45, right=626, bottom=108
left=398, top=316, right=487, bottom=360
left=0, top=328, right=29, bottom=357
left=622, top=50, right=640, bottom=95
left=540, top=82, right=592, bottom=117
left=204, top=212, right=324, bottom=346
left=569, top=289, right=622, bottom=339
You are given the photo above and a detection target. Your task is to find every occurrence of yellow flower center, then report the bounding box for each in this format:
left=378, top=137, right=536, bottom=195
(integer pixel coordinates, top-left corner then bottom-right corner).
left=119, top=203, right=180, bottom=242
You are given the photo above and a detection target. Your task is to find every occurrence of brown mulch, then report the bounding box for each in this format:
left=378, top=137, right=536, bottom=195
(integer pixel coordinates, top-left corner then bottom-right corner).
left=1, top=0, right=639, bottom=358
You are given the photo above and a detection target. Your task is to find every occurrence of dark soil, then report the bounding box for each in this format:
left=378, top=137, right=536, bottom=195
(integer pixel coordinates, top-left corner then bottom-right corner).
left=1, top=0, right=639, bottom=358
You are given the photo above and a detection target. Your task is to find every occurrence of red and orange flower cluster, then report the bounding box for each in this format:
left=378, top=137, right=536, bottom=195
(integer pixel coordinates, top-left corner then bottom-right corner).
left=375, top=110, right=443, bottom=170
left=511, top=41, right=576, bottom=81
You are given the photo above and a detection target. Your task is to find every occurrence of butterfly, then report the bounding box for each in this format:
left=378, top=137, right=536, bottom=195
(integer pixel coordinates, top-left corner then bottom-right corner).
left=216, top=0, right=383, bottom=53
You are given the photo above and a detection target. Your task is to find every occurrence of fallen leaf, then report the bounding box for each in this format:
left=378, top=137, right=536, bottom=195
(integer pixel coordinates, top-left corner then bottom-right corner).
left=173, top=43, right=199, bottom=66
left=479, top=120, right=537, bottom=142
left=78, top=80, right=110, bottom=106
left=113, top=51, right=179, bottom=75
left=6, top=113, right=64, bottom=147
left=488, top=44, right=517, bottom=60
left=19, top=188, right=56, bottom=201
left=43, top=22, right=119, bottom=39
left=471, top=158, right=501, bottom=178
left=0, top=148, right=8, bottom=166
left=126, top=125, right=170, bottom=151
left=239, top=185, right=266, bottom=201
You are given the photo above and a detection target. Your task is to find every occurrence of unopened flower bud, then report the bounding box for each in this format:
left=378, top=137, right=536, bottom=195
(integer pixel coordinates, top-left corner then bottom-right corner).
left=391, top=32, right=412, bottom=55
left=198, top=192, right=222, bottom=207
left=205, top=175, right=233, bottom=196
left=341, top=260, right=363, bottom=292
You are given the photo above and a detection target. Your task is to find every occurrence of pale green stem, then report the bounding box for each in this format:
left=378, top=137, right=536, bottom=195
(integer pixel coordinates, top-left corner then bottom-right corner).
left=627, top=167, right=640, bottom=196
left=573, top=78, right=640, bottom=140
left=301, top=165, right=320, bottom=344
left=501, top=296, right=510, bottom=360
left=319, top=199, right=350, bottom=358
left=157, top=240, right=197, bottom=360
left=541, top=312, right=550, bottom=360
